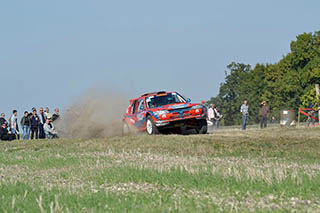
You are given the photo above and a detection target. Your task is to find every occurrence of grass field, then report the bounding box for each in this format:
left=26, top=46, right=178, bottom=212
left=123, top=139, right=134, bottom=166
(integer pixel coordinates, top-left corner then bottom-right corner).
left=1, top=127, right=320, bottom=212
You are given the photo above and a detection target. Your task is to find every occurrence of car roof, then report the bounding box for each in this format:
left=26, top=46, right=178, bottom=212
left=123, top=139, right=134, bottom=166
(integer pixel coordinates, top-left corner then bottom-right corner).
left=129, top=91, right=175, bottom=102
left=140, top=91, right=172, bottom=97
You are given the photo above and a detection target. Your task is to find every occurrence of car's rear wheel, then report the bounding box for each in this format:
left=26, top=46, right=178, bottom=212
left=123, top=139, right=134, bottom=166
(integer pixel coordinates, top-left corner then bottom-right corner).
left=146, top=116, right=159, bottom=135
left=196, top=119, right=207, bottom=134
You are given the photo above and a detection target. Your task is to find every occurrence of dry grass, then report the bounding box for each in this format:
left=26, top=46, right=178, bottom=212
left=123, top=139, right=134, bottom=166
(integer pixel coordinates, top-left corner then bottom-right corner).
left=1, top=127, right=320, bottom=211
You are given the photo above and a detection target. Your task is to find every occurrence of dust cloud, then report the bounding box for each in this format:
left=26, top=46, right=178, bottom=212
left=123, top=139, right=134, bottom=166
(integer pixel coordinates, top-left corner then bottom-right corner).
left=55, top=88, right=128, bottom=139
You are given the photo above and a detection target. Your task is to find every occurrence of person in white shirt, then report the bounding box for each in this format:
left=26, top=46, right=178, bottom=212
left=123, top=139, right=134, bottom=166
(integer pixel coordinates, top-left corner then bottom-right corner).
left=45, top=107, right=52, bottom=120
left=240, top=99, right=249, bottom=130
left=10, top=110, right=19, bottom=140
left=208, top=104, right=217, bottom=130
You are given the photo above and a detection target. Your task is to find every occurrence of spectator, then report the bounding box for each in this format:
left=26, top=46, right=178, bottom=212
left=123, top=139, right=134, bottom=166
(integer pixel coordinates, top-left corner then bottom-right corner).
left=52, top=108, right=60, bottom=122
left=45, top=107, right=52, bottom=120
left=28, top=107, right=36, bottom=117
left=10, top=110, right=20, bottom=140
left=38, top=107, right=46, bottom=139
left=259, top=101, right=270, bottom=129
left=20, top=111, right=31, bottom=140
left=44, top=119, right=58, bottom=139
left=0, top=113, right=8, bottom=126
left=271, top=116, right=277, bottom=124
left=307, top=102, right=317, bottom=127
left=30, top=109, right=40, bottom=139
left=0, top=123, right=15, bottom=141
left=215, top=107, right=223, bottom=129
left=208, top=104, right=217, bottom=130
left=240, top=99, right=249, bottom=130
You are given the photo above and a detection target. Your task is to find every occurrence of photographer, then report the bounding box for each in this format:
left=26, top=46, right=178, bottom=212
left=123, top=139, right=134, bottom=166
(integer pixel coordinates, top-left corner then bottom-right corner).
left=259, top=101, right=270, bottom=129
left=0, top=123, right=15, bottom=141
left=44, top=119, right=58, bottom=139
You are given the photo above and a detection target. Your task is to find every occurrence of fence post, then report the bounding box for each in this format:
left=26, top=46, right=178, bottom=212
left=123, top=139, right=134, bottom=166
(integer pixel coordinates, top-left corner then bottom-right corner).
left=298, top=109, right=300, bottom=127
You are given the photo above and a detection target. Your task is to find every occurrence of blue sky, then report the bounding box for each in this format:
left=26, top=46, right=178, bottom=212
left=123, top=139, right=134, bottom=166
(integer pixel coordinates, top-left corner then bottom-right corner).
left=1, top=0, right=319, bottom=117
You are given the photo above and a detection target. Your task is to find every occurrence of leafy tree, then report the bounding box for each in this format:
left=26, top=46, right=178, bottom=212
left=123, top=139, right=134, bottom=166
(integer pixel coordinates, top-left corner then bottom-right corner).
left=210, top=31, right=320, bottom=125
left=300, top=88, right=320, bottom=108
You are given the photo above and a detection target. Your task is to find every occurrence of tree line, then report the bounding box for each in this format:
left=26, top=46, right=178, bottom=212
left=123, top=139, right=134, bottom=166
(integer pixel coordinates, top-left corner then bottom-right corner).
left=208, top=31, right=320, bottom=126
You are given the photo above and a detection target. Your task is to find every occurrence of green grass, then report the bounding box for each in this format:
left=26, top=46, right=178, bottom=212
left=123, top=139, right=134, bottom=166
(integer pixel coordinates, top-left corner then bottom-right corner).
left=1, top=127, right=320, bottom=212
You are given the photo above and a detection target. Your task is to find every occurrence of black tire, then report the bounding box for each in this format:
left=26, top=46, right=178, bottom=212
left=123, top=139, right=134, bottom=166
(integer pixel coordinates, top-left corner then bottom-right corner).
left=146, top=116, right=159, bottom=135
left=196, top=119, right=208, bottom=134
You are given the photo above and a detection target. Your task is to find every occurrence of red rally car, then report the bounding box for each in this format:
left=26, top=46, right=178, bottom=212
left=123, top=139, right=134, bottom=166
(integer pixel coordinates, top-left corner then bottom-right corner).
left=122, top=91, right=207, bottom=135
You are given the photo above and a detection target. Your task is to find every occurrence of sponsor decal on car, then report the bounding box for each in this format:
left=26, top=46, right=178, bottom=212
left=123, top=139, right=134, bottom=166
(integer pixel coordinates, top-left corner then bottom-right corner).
left=169, top=104, right=188, bottom=109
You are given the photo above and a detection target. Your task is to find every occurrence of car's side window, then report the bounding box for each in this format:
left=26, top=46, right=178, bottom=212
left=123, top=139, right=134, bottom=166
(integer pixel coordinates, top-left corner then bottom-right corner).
left=137, top=98, right=145, bottom=112
left=131, top=100, right=137, bottom=114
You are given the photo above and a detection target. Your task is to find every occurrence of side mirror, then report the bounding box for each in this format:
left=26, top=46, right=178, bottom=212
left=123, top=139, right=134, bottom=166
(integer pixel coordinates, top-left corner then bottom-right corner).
left=187, top=98, right=191, bottom=103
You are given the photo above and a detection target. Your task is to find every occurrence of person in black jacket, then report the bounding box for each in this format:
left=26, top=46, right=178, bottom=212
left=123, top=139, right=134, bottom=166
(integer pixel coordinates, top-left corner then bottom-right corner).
left=0, top=113, right=8, bottom=126
left=21, top=111, right=31, bottom=140
left=38, top=107, right=47, bottom=139
left=52, top=108, right=60, bottom=122
left=0, top=123, right=15, bottom=141
left=30, top=109, right=40, bottom=139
